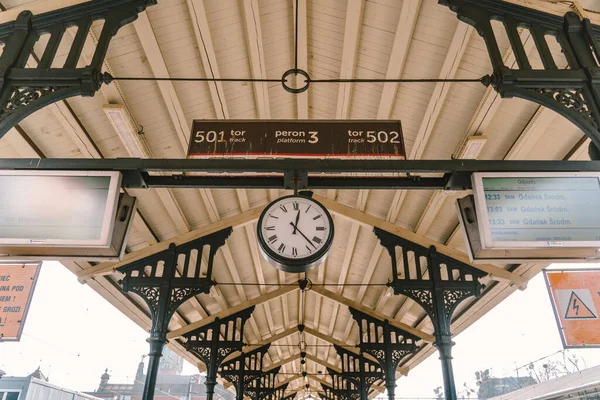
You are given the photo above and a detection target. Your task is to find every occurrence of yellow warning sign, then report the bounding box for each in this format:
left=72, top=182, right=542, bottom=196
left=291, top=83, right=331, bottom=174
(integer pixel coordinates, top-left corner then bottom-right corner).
left=545, top=270, right=600, bottom=347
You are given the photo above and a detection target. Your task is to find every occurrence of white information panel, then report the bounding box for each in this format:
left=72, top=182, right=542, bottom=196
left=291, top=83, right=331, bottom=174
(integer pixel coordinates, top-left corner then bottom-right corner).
left=472, top=172, right=600, bottom=249
left=0, top=171, right=121, bottom=247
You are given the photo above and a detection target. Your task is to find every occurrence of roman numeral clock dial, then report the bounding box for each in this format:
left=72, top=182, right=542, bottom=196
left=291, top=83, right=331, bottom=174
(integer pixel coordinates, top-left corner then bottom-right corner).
left=257, top=195, right=334, bottom=273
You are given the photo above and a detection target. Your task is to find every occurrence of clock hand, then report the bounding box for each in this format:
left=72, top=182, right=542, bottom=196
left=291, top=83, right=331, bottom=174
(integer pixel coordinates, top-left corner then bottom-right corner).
left=293, top=211, right=300, bottom=234
left=289, top=222, right=317, bottom=249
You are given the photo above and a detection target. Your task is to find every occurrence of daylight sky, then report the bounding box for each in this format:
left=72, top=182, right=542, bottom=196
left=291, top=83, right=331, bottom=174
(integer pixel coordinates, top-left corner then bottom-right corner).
left=2, top=261, right=600, bottom=399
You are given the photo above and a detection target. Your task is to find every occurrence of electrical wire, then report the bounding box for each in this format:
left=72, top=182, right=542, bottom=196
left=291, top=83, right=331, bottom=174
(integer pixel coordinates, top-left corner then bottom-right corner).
left=214, top=282, right=389, bottom=287
left=109, top=76, right=487, bottom=84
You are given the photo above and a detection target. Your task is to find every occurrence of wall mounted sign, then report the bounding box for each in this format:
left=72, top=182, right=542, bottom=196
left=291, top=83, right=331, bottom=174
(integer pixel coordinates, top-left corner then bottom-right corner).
left=188, top=120, right=405, bottom=159
left=545, top=269, right=600, bottom=348
left=0, top=262, right=41, bottom=341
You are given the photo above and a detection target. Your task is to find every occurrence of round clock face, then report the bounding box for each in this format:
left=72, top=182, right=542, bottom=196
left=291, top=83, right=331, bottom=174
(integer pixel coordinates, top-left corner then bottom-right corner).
left=257, top=195, right=334, bottom=273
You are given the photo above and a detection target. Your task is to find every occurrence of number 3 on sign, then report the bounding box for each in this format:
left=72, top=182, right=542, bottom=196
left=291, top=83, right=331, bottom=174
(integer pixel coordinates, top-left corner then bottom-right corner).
left=308, top=131, right=318, bottom=144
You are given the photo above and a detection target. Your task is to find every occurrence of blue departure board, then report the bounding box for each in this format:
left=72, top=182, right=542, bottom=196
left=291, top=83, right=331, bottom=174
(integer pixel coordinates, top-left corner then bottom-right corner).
left=473, top=174, right=600, bottom=246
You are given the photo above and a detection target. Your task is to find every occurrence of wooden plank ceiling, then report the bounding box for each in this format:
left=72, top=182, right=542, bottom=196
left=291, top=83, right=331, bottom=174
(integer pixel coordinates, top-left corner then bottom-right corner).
left=0, top=0, right=598, bottom=398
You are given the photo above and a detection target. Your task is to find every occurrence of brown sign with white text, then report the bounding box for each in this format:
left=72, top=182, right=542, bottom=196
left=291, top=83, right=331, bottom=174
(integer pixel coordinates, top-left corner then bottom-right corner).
left=0, top=263, right=40, bottom=341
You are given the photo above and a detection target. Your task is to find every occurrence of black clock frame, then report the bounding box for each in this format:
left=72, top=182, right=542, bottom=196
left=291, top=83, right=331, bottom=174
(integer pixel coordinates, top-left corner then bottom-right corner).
left=257, top=194, right=334, bottom=273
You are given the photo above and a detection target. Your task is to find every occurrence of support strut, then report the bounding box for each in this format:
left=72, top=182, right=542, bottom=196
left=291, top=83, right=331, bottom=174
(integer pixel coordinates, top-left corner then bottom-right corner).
left=376, top=227, right=486, bottom=400
left=119, top=228, right=232, bottom=400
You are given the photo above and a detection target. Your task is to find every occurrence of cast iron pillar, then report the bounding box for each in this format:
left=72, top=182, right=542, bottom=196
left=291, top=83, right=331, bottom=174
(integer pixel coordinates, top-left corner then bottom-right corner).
left=219, top=344, right=271, bottom=400
left=438, top=0, right=600, bottom=157
left=333, top=344, right=384, bottom=400
left=375, top=227, right=486, bottom=400
left=0, top=0, right=155, bottom=139
left=349, top=307, right=419, bottom=400
left=120, top=227, right=232, bottom=400
left=245, top=366, right=282, bottom=400
left=182, top=307, right=255, bottom=400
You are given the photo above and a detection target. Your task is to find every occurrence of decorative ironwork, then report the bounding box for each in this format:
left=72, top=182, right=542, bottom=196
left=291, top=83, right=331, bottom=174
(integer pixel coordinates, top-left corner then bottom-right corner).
left=0, top=0, right=155, bottom=139
left=333, top=344, right=384, bottom=400
left=183, top=307, right=255, bottom=400
left=349, top=307, right=419, bottom=400
left=327, top=368, right=361, bottom=400
left=245, top=367, right=283, bottom=400
left=536, top=88, right=596, bottom=126
left=219, top=344, right=271, bottom=400
left=438, top=0, right=600, bottom=157
left=375, top=227, right=486, bottom=400
left=3, top=86, right=58, bottom=113
left=119, top=227, right=232, bottom=400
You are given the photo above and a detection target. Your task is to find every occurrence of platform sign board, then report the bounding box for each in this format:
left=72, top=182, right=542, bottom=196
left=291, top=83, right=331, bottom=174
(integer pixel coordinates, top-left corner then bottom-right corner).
left=544, top=269, right=600, bottom=348
left=188, top=120, right=405, bottom=159
left=0, top=262, right=41, bottom=341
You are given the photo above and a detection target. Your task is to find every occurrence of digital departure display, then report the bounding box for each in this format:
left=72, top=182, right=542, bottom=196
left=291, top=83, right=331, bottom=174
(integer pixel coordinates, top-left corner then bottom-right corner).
left=472, top=173, right=600, bottom=247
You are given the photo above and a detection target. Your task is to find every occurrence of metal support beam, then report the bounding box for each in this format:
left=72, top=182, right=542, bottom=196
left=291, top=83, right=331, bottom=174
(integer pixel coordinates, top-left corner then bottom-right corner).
left=183, top=307, right=255, bottom=400
left=220, top=344, right=272, bottom=400
left=438, top=0, right=600, bottom=155
left=119, top=228, right=232, bottom=400
left=0, top=0, right=155, bottom=140
left=332, top=344, right=384, bottom=400
left=375, top=227, right=487, bottom=400
left=349, top=307, right=419, bottom=400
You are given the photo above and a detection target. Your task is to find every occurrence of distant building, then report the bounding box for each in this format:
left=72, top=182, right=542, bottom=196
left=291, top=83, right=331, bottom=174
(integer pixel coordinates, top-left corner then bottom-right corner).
left=0, top=367, right=100, bottom=400
left=478, top=376, right=537, bottom=399
left=88, top=348, right=233, bottom=400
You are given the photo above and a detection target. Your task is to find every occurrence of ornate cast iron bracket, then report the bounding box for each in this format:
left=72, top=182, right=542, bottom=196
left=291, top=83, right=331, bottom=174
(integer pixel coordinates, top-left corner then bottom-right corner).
left=0, top=0, right=155, bottom=140
left=119, top=227, right=232, bottom=400
left=333, top=344, right=384, bottom=400
left=219, top=344, right=272, bottom=400
left=245, top=367, right=284, bottom=400
left=438, top=0, right=600, bottom=156
left=327, top=368, right=361, bottom=400
left=182, top=306, right=255, bottom=400
left=349, top=307, right=419, bottom=400
left=375, top=227, right=486, bottom=400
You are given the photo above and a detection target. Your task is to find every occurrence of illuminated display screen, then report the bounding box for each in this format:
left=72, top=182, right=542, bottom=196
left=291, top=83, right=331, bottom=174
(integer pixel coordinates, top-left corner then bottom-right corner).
left=476, top=175, right=600, bottom=245
left=0, top=172, right=120, bottom=246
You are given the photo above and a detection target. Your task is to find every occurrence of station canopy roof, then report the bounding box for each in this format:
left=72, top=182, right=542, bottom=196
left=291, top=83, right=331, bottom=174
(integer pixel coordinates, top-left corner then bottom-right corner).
left=1, top=0, right=599, bottom=398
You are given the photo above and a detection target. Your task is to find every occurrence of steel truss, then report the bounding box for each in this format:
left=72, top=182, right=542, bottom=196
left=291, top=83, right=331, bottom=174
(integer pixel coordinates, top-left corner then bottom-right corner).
left=349, top=307, right=419, bottom=400
left=2, top=158, right=600, bottom=190
left=0, top=0, right=154, bottom=140
left=326, top=368, right=361, bottom=400
left=182, top=306, right=255, bottom=400
left=245, top=367, right=287, bottom=400
left=375, top=227, right=487, bottom=400
left=439, top=0, right=600, bottom=157
left=332, top=344, right=384, bottom=400
left=118, top=227, right=232, bottom=400
left=219, top=344, right=272, bottom=400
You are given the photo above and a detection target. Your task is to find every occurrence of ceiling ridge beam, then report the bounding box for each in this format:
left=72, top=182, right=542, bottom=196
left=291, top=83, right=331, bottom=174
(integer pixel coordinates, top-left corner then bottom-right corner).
left=310, top=286, right=434, bottom=342
left=187, top=0, right=230, bottom=119
left=313, top=194, right=528, bottom=288
left=335, top=0, right=365, bottom=119
left=76, top=205, right=263, bottom=281
left=168, top=285, right=298, bottom=339
left=377, top=0, right=422, bottom=119
left=385, top=22, right=473, bottom=223
left=294, top=0, right=308, bottom=119
left=242, top=0, right=271, bottom=119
